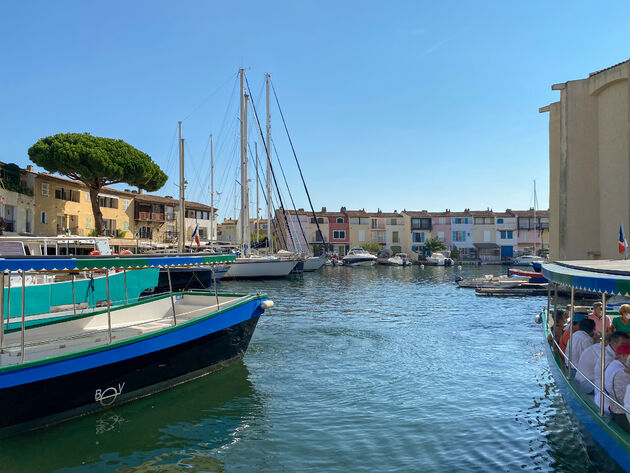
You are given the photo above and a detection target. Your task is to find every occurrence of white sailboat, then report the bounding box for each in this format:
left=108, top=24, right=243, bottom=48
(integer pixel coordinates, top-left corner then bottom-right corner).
left=223, top=70, right=299, bottom=279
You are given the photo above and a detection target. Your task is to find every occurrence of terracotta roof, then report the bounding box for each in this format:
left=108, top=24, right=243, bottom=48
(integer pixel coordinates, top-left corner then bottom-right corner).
left=376, top=212, right=403, bottom=217
left=512, top=209, right=549, bottom=217
left=589, top=58, right=630, bottom=77
left=448, top=211, right=472, bottom=217
left=345, top=209, right=369, bottom=217
left=470, top=210, right=495, bottom=217
left=404, top=210, right=431, bottom=218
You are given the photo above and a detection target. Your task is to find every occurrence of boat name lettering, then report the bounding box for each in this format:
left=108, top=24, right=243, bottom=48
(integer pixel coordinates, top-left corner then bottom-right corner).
left=95, top=382, right=125, bottom=406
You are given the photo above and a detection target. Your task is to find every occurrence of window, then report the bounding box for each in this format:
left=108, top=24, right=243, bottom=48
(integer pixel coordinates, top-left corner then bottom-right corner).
left=475, top=217, right=494, bottom=225
left=497, top=218, right=503, bottom=224
left=123, top=199, right=130, bottom=210
left=86, top=191, right=91, bottom=202
left=336, top=217, right=344, bottom=223
left=390, top=218, right=398, bottom=225
left=454, top=217, right=468, bottom=224
left=439, top=217, right=446, bottom=225
left=333, top=230, right=345, bottom=239
left=40, top=211, right=48, bottom=224
left=199, top=227, right=208, bottom=239
left=453, top=231, right=465, bottom=242
left=55, top=187, right=80, bottom=202
left=86, top=216, right=92, bottom=229
left=522, top=233, right=529, bottom=242
left=98, top=196, right=118, bottom=209
left=123, top=221, right=129, bottom=231
left=310, top=217, right=324, bottom=224
left=166, top=206, right=174, bottom=220
left=138, top=226, right=152, bottom=239
left=41, top=183, right=49, bottom=197
left=484, top=231, right=491, bottom=242
left=500, top=231, right=513, bottom=239
left=392, top=231, right=399, bottom=243
left=413, top=232, right=425, bottom=243
left=358, top=230, right=365, bottom=242
left=438, top=231, right=444, bottom=241
left=411, top=218, right=431, bottom=230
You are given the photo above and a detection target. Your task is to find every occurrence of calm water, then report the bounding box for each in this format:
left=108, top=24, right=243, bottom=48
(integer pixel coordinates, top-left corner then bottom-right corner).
left=0, top=266, right=598, bottom=472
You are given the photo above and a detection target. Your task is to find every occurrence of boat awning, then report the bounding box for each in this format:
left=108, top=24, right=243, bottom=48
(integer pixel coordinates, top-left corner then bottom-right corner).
left=0, top=254, right=236, bottom=272
left=473, top=243, right=499, bottom=248
left=542, top=260, right=630, bottom=295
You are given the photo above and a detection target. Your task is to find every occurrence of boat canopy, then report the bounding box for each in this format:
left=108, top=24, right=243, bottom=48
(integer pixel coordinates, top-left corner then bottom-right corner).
left=542, top=260, right=630, bottom=295
left=0, top=254, right=236, bottom=273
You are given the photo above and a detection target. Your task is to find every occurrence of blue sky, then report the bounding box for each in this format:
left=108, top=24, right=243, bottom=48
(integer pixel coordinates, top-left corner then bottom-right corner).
left=2, top=1, right=629, bottom=221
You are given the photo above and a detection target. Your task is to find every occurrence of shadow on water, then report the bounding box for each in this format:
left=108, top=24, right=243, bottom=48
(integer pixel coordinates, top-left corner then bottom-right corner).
left=0, top=362, right=263, bottom=473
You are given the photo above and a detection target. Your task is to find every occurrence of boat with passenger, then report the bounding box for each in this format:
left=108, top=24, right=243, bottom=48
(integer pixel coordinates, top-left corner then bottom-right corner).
left=0, top=253, right=273, bottom=436
left=539, top=260, right=630, bottom=472
left=513, top=254, right=546, bottom=267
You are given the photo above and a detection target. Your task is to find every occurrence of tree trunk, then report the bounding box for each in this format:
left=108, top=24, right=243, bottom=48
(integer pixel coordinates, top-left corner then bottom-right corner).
left=88, top=186, right=105, bottom=235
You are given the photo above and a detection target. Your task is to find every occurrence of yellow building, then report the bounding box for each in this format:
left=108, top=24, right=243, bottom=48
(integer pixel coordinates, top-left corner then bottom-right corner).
left=33, top=172, right=134, bottom=238
left=540, top=59, right=630, bottom=260
left=346, top=209, right=371, bottom=248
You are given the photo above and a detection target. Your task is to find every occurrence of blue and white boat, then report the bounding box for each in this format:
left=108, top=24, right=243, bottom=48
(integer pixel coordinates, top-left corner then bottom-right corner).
left=0, top=253, right=273, bottom=436
left=540, top=260, right=630, bottom=472
left=342, top=247, right=377, bottom=266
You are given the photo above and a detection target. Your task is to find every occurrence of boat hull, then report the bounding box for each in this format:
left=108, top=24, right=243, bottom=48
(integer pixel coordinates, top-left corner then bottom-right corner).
left=303, top=256, right=326, bottom=272
left=155, top=266, right=228, bottom=293
left=223, top=259, right=297, bottom=279
left=542, top=312, right=630, bottom=472
left=342, top=258, right=376, bottom=266
left=508, top=268, right=547, bottom=283
left=0, top=296, right=264, bottom=436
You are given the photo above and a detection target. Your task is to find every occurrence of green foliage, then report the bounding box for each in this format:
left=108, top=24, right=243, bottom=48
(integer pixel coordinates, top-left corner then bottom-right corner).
left=450, top=248, right=460, bottom=260
left=1, top=163, right=33, bottom=196
left=115, top=230, right=127, bottom=238
left=425, top=237, right=446, bottom=253
left=88, top=229, right=99, bottom=237
left=360, top=242, right=381, bottom=253
left=28, top=133, right=167, bottom=191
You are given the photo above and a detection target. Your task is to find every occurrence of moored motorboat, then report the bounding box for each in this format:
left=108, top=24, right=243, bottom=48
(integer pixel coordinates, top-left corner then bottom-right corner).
left=342, top=247, right=377, bottom=266
left=425, top=251, right=454, bottom=266
left=456, top=274, right=529, bottom=289
left=512, top=254, right=546, bottom=267
left=508, top=267, right=547, bottom=283
left=539, top=260, right=630, bottom=471
left=303, top=255, right=327, bottom=272
left=0, top=253, right=272, bottom=437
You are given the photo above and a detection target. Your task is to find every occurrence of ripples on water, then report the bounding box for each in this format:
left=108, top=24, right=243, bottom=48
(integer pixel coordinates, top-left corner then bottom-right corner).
left=0, top=266, right=599, bottom=472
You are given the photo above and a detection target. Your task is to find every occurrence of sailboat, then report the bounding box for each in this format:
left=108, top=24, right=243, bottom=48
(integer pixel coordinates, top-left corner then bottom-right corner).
left=222, top=70, right=299, bottom=279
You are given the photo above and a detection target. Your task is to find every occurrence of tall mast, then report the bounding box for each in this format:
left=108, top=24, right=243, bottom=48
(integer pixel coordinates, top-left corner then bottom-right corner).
left=210, top=133, right=214, bottom=243
left=239, top=69, right=250, bottom=253
left=266, top=73, right=273, bottom=254
left=533, top=179, right=538, bottom=255
left=178, top=121, right=185, bottom=253
left=255, top=141, right=260, bottom=244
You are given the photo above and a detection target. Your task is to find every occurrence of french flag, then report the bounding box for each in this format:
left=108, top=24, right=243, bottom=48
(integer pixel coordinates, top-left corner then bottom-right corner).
left=191, top=223, right=201, bottom=247
left=619, top=223, right=628, bottom=256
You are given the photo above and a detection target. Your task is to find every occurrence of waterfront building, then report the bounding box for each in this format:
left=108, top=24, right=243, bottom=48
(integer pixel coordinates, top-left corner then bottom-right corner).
left=217, top=219, right=236, bottom=243
left=327, top=207, right=350, bottom=256
left=471, top=210, right=499, bottom=262
left=450, top=210, right=474, bottom=260
left=275, top=209, right=310, bottom=253
left=368, top=211, right=387, bottom=250
left=540, top=58, right=630, bottom=260
left=308, top=209, right=329, bottom=256
left=430, top=210, right=453, bottom=249
left=184, top=202, right=217, bottom=243
left=495, top=210, right=518, bottom=260
left=0, top=163, right=35, bottom=235
left=402, top=211, right=432, bottom=261
left=514, top=209, right=550, bottom=256
left=34, top=172, right=134, bottom=238
left=382, top=211, right=405, bottom=254
left=346, top=208, right=371, bottom=250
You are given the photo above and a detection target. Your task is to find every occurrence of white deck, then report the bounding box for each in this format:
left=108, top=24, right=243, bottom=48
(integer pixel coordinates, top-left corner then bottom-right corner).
left=0, top=293, right=249, bottom=367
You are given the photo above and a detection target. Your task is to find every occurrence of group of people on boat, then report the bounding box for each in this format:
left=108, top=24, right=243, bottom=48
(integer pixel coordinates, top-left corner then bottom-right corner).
left=552, top=302, right=630, bottom=432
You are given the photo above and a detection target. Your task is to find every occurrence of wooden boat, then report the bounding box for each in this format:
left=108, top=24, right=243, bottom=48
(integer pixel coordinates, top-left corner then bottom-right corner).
left=540, top=260, right=630, bottom=471
left=0, top=253, right=273, bottom=437
left=456, top=274, right=529, bottom=289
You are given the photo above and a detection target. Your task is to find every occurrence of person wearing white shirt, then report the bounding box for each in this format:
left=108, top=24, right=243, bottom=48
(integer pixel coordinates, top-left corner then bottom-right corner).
left=603, top=344, right=630, bottom=414
left=594, top=333, right=630, bottom=408
left=608, top=345, right=630, bottom=431
left=567, top=318, right=595, bottom=368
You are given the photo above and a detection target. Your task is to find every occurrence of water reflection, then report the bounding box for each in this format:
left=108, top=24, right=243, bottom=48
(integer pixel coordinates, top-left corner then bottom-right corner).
left=0, top=363, right=263, bottom=473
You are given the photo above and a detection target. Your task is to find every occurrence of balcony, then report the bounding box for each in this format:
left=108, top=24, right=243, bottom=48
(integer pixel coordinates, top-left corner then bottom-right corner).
left=137, top=211, right=165, bottom=221
left=56, top=225, right=79, bottom=235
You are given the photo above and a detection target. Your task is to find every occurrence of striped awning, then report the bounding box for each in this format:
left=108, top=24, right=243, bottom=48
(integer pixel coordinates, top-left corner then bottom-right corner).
left=542, top=261, right=630, bottom=295
left=0, top=254, right=236, bottom=272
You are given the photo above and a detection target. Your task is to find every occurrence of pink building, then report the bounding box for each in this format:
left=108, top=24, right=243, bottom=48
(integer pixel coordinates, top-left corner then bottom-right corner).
left=430, top=211, right=453, bottom=249
left=513, top=209, right=550, bottom=255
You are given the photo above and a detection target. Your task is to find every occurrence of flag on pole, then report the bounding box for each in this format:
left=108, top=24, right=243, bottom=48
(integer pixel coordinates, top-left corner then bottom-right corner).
left=619, top=223, right=628, bottom=258
left=191, top=223, right=201, bottom=247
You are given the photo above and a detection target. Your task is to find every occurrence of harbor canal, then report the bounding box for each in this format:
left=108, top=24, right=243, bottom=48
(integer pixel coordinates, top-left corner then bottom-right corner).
left=0, top=265, right=597, bottom=472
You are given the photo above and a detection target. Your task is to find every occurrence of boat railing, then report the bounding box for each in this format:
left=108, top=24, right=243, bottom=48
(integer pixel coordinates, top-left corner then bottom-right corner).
left=545, top=312, right=630, bottom=416
left=0, top=253, right=235, bottom=364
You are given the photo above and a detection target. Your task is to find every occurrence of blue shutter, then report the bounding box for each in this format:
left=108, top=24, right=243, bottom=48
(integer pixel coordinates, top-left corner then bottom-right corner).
left=452, top=231, right=456, bottom=242
left=463, top=232, right=466, bottom=242
left=421, top=233, right=425, bottom=243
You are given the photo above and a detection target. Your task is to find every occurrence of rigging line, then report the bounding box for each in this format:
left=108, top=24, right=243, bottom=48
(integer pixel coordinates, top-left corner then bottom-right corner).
left=244, top=74, right=293, bottom=252
left=182, top=72, right=238, bottom=122
left=271, top=139, right=308, bottom=253
left=271, top=79, right=328, bottom=252
left=163, top=124, right=179, bottom=187
left=194, top=134, right=213, bottom=204
left=214, top=78, right=240, bottom=161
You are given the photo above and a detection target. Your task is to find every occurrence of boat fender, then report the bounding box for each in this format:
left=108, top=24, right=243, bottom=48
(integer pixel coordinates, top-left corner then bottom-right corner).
left=420, top=264, right=424, bottom=269
left=455, top=276, right=463, bottom=282
left=260, top=300, right=274, bottom=310
left=534, top=310, right=543, bottom=324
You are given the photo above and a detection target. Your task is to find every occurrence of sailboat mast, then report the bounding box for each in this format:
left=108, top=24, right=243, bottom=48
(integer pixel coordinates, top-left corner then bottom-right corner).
left=266, top=73, right=273, bottom=254
left=178, top=121, right=185, bottom=253
left=533, top=180, right=538, bottom=256
left=239, top=69, right=250, bottom=253
left=210, top=133, right=214, bottom=243
left=255, top=142, right=260, bottom=243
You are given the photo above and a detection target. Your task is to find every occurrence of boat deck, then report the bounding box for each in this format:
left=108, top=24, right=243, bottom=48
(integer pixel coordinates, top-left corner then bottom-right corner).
left=0, top=293, right=249, bottom=367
